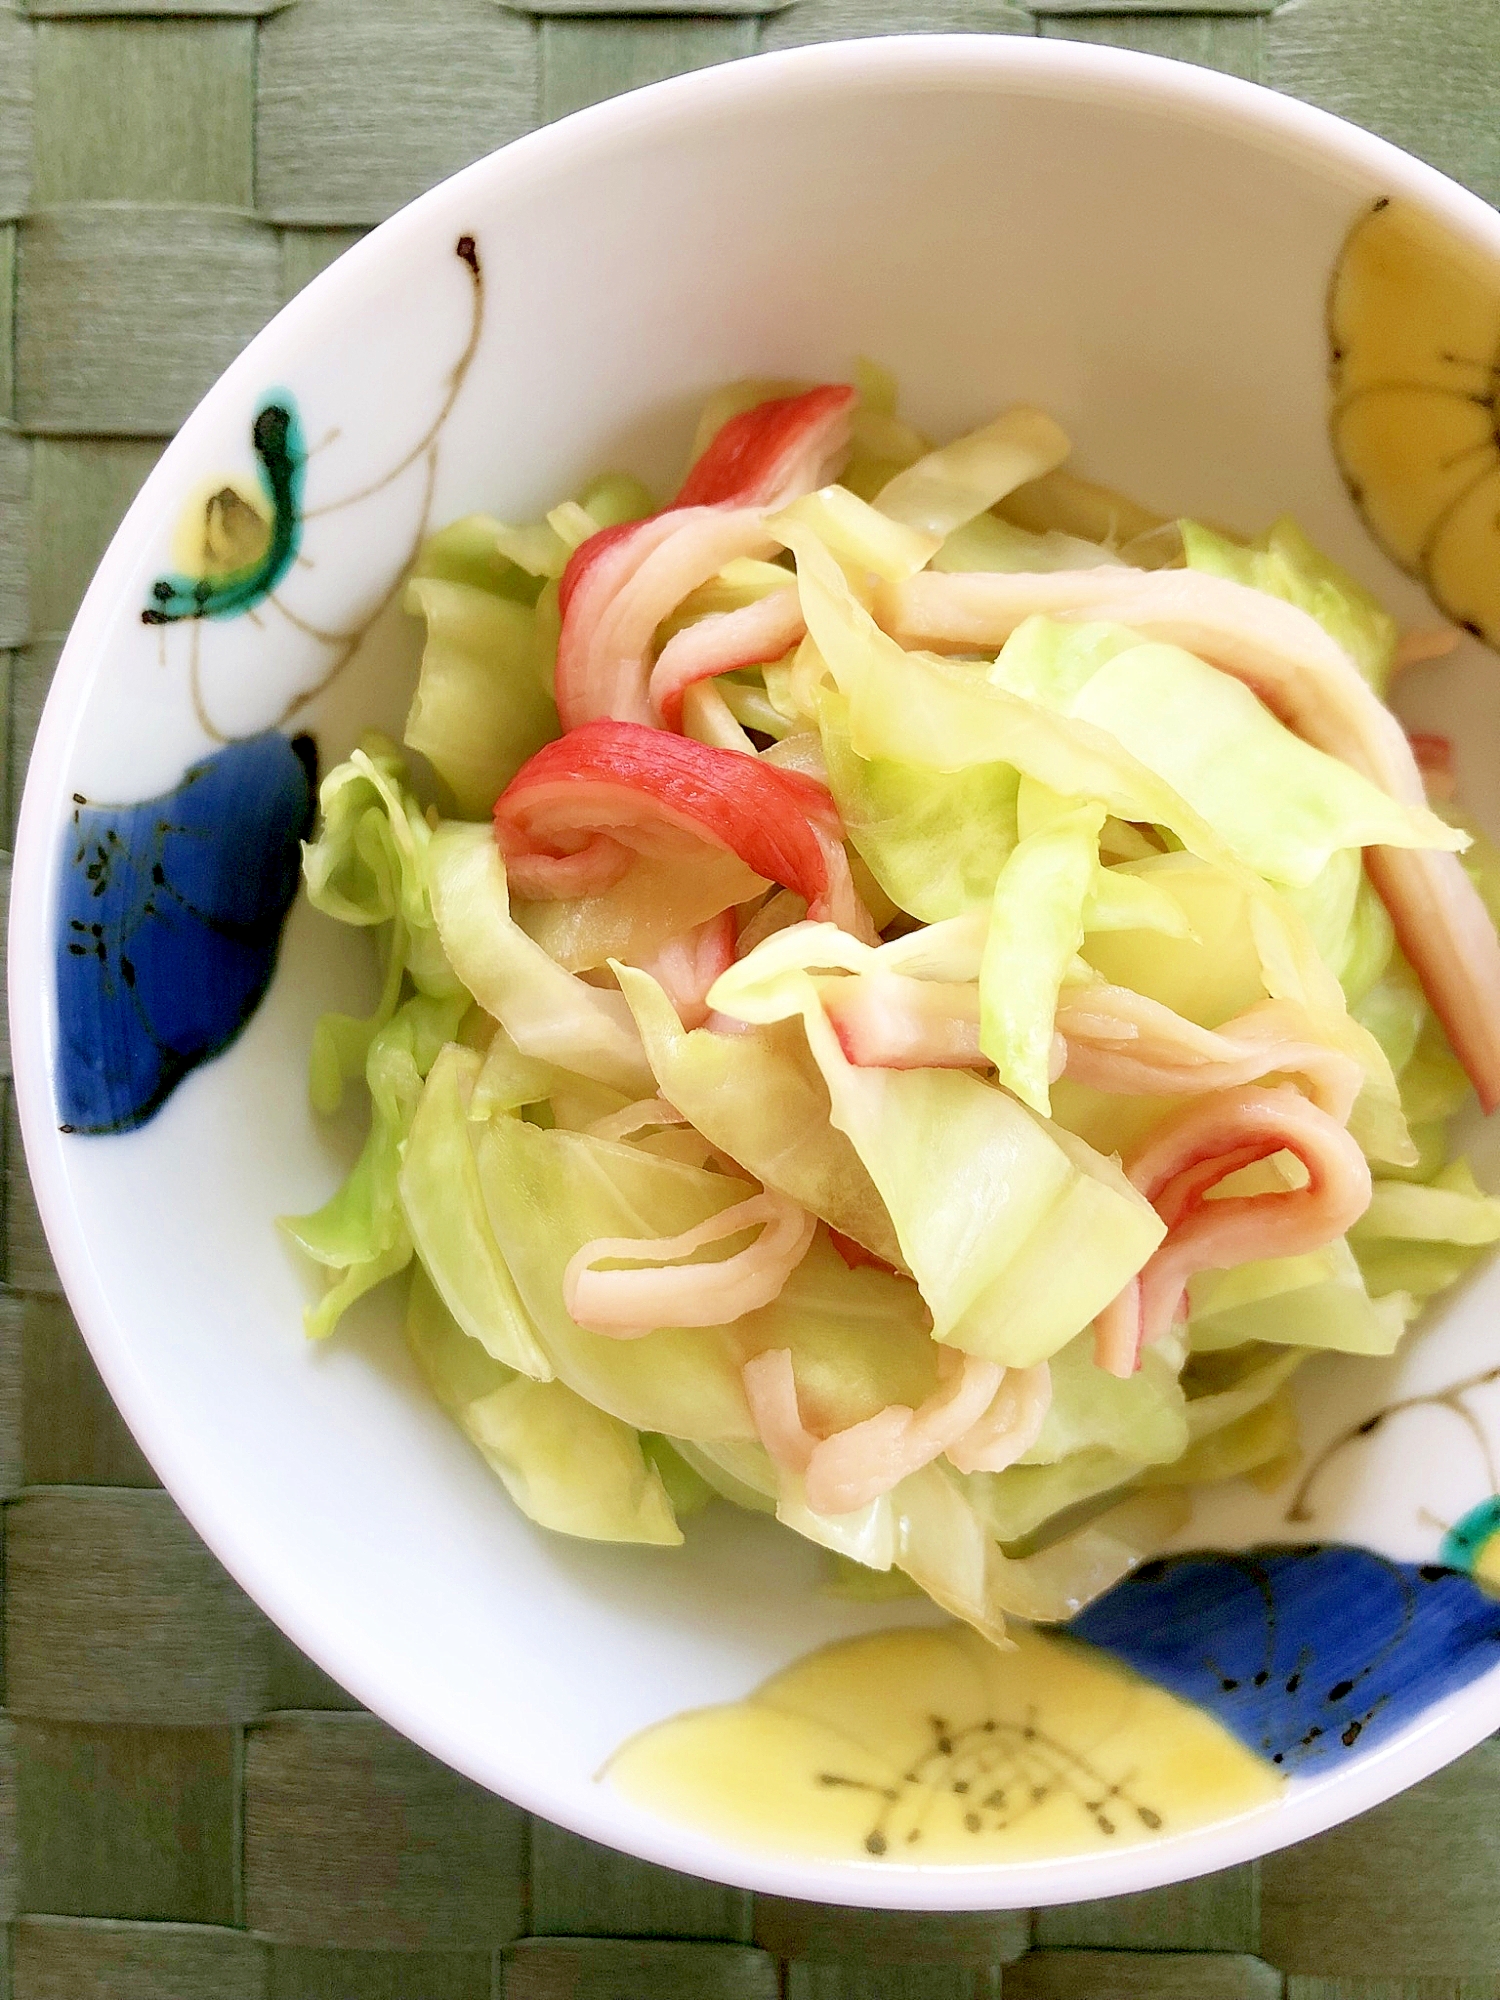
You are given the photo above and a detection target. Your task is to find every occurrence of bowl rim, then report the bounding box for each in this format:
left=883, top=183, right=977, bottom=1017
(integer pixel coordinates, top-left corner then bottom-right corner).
left=12, top=29, right=1500, bottom=1911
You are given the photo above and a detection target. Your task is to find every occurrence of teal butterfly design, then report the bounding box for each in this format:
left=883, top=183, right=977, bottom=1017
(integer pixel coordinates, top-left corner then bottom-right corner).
left=142, top=399, right=306, bottom=625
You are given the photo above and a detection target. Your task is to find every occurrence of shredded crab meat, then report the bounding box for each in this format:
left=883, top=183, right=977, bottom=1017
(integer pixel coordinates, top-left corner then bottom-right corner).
left=1057, top=990, right=1365, bottom=1123
left=742, top=1346, right=1048, bottom=1515
left=1408, top=730, right=1455, bottom=801
left=818, top=969, right=1363, bottom=1120
left=673, top=384, right=856, bottom=510
left=556, top=387, right=854, bottom=729
left=562, top=1188, right=816, bottom=1335
left=640, top=911, right=737, bottom=1029
left=585, top=1097, right=690, bottom=1144
left=944, top=1362, right=1053, bottom=1475
left=1093, top=1084, right=1373, bottom=1376
left=819, top=971, right=983, bottom=1067
left=877, top=564, right=1500, bottom=1110
left=493, top=719, right=868, bottom=929
left=649, top=587, right=806, bottom=729
left=558, top=507, right=780, bottom=730
left=1393, top=627, right=1461, bottom=670
left=811, top=829, right=880, bottom=944
left=743, top=1348, right=1052, bottom=1513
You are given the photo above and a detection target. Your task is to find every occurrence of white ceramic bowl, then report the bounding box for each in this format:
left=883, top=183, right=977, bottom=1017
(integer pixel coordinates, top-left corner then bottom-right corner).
left=13, top=34, right=1500, bottom=1909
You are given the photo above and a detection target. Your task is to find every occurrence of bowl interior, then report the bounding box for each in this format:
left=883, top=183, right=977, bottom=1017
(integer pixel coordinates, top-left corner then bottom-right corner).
left=14, top=35, right=1500, bottom=1908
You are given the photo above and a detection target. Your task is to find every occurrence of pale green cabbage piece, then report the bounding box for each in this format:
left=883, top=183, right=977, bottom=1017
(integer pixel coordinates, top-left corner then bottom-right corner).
left=931, top=511, right=1123, bottom=575
left=1281, top=847, right=1395, bottom=1007
left=1181, top=516, right=1398, bottom=695
left=980, top=800, right=1104, bottom=1113
left=966, top=1451, right=1142, bottom=1546
left=892, top=1465, right=1184, bottom=1631
left=778, top=486, right=938, bottom=582
left=672, top=1438, right=779, bottom=1515
left=473, top=1111, right=759, bottom=1440
left=1397, top=1007, right=1472, bottom=1128
left=615, top=963, right=903, bottom=1266
left=1176, top=1346, right=1308, bottom=1443
left=873, top=407, right=1070, bottom=539
left=991, top=617, right=1459, bottom=887
left=280, top=988, right=467, bottom=1338
left=640, top=1436, right=717, bottom=1519
left=1189, top=1237, right=1413, bottom=1357
left=744, top=1451, right=1181, bottom=1629
left=470, top=1029, right=567, bottom=1119
left=1352, top=1158, right=1500, bottom=1301
left=1082, top=865, right=1196, bottom=938
left=1356, top=1165, right=1500, bottom=1244
left=301, top=740, right=461, bottom=1096
left=1083, top=853, right=1268, bottom=1029
left=411, top=513, right=538, bottom=602
left=399, top=1044, right=553, bottom=1378
left=707, top=934, right=1164, bottom=1366
left=472, top=1109, right=939, bottom=1441
left=817, top=688, right=1019, bottom=922
left=575, top=471, right=655, bottom=528
left=1023, top=1331, right=1189, bottom=1467
left=403, top=576, right=557, bottom=817
left=405, top=1265, right=683, bottom=1544
left=960, top=1334, right=1188, bottom=1545
left=514, top=846, right=765, bottom=975
left=1147, top=1390, right=1299, bottom=1488
left=427, top=821, right=653, bottom=1098
left=824, top=1553, right=925, bottom=1602
left=1076, top=850, right=1411, bottom=1168
left=775, top=519, right=1251, bottom=872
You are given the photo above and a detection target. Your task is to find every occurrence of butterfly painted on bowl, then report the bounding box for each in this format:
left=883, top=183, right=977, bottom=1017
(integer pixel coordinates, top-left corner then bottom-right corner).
left=55, top=233, right=487, bottom=1138
left=140, top=400, right=307, bottom=627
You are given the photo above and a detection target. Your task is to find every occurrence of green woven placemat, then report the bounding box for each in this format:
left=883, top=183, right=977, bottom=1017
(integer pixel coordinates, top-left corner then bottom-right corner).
left=4, top=3, right=1500, bottom=1993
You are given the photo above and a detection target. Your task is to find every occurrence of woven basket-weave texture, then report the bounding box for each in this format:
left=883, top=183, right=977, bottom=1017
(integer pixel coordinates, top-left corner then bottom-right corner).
left=3, top=2, right=1499, bottom=1992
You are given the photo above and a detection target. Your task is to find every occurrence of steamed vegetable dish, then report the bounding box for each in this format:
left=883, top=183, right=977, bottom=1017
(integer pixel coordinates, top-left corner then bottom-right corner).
left=282, top=372, right=1500, bottom=1639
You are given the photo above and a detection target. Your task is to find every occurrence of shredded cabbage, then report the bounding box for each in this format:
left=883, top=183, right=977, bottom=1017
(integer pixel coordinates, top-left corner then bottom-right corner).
left=990, top=617, right=1458, bottom=887
left=706, top=934, right=1165, bottom=1368
left=817, top=689, right=1019, bottom=922
left=616, top=964, right=903, bottom=1265
left=980, top=799, right=1104, bottom=1113
left=1181, top=517, right=1398, bottom=696
left=403, top=577, right=558, bottom=817
left=282, top=379, right=1500, bottom=1644
left=398, top=1044, right=553, bottom=1378
left=406, top=1265, right=684, bottom=1544
left=280, top=987, right=468, bottom=1338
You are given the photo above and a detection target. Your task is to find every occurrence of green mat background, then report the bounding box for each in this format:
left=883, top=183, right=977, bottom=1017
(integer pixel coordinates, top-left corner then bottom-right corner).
left=3, top=1, right=1500, bottom=1992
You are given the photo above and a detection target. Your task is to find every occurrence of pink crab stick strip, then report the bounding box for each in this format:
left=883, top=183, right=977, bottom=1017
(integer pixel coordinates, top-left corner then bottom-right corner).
left=743, top=1346, right=1044, bottom=1515
left=1093, top=1084, right=1373, bottom=1376
left=639, top=910, right=737, bottom=1030
left=493, top=719, right=867, bottom=930
left=879, top=564, right=1500, bottom=1113
left=671, top=384, right=856, bottom=509
left=1408, top=730, right=1455, bottom=802
left=563, top=1189, right=816, bottom=1335
left=817, top=972, right=1363, bottom=1123
left=648, top=587, right=806, bottom=729
left=1056, top=991, right=1364, bottom=1124
left=555, top=387, right=854, bottom=729
left=556, top=508, right=779, bottom=729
